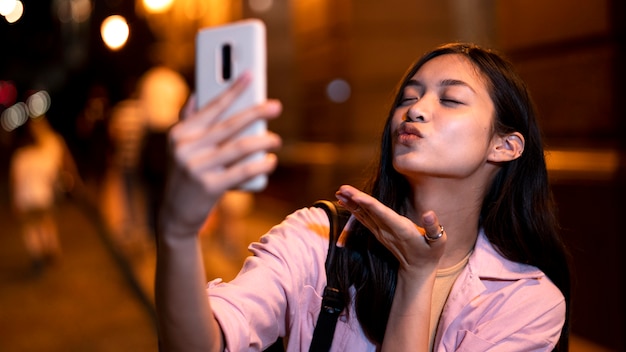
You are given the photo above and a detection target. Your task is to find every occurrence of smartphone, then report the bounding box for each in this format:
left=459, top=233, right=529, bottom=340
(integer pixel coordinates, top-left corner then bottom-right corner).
left=195, top=19, right=268, bottom=192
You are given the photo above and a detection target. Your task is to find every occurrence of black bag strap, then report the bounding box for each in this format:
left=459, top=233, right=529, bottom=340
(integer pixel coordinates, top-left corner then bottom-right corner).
left=309, top=200, right=351, bottom=352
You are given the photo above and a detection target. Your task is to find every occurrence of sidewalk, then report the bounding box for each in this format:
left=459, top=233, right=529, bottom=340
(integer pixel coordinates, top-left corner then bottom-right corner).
left=0, top=190, right=158, bottom=351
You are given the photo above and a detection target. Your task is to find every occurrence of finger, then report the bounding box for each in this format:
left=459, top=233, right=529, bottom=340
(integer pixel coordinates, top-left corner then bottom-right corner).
left=213, top=99, right=282, bottom=141
left=334, top=185, right=399, bottom=239
left=334, top=185, right=370, bottom=212
left=186, top=72, right=252, bottom=128
left=198, top=153, right=279, bottom=194
left=204, top=71, right=252, bottom=117
left=171, top=99, right=282, bottom=148
left=335, top=185, right=399, bottom=225
left=179, top=94, right=197, bottom=121
left=421, top=211, right=446, bottom=245
left=187, top=132, right=282, bottom=173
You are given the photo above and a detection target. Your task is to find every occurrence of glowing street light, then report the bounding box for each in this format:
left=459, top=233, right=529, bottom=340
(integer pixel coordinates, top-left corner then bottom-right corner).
left=0, top=0, right=17, bottom=16
left=4, top=0, right=22, bottom=23
left=142, top=0, right=174, bottom=13
left=101, top=15, right=129, bottom=51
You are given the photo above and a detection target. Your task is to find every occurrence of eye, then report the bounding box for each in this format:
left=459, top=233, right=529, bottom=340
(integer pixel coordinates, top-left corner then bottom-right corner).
left=398, top=95, right=418, bottom=107
left=440, top=97, right=462, bottom=106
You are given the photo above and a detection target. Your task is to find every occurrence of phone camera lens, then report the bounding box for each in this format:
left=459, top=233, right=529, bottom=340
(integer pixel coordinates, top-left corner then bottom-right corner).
left=221, top=44, right=232, bottom=81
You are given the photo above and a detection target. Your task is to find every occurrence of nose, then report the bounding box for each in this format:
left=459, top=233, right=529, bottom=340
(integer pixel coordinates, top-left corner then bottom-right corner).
left=406, top=101, right=425, bottom=122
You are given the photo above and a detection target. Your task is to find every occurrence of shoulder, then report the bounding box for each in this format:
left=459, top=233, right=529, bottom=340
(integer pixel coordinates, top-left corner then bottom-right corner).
left=467, top=231, right=564, bottom=303
left=469, top=230, right=549, bottom=280
left=209, top=206, right=336, bottom=350
left=256, top=205, right=331, bottom=248
left=240, top=205, right=332, bottom=282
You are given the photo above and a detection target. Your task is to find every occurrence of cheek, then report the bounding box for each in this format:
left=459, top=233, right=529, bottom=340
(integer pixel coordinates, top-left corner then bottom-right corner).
left=439, top=123, right=492, bottom=160
left=388, top=113, right=403, bottom=141
left=391, top=110, right=404, bottom=127
left=444, top=117, right=492, bottom=143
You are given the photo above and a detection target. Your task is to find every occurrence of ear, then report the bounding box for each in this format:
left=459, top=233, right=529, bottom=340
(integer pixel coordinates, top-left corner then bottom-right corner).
left=488, top=132, right=525, bottom=163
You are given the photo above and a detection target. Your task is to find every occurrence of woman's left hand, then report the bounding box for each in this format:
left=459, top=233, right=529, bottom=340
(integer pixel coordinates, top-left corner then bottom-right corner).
left=335, top=185, right=446, bottom=274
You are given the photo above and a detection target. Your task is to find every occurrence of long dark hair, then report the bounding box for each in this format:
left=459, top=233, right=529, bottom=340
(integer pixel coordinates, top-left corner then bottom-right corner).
left=334, top=43, right=571, bottom=350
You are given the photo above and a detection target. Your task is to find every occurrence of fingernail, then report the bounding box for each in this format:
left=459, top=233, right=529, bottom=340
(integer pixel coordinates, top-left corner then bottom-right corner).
left=423, top=212, right=435, bottom=225
left=266, top=100, right=282, bottom=114
left=335, top=193, right=348, bottom=204
left=238, top=71, right=252, bottom=84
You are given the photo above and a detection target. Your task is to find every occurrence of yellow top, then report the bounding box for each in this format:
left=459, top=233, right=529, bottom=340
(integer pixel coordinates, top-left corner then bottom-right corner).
left=429, top=250, right=473, bottom=351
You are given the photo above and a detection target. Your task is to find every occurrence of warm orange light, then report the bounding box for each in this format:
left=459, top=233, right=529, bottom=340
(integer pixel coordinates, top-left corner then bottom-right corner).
left=137, top=66, right=189, bottom=131
left=142, top=0, right=174, bottom=13
left=3, top=0, right=21, bottom=23
left=0, top=0, right=16, bottom=16
left=248, top=0, right=273, bottom=13
left=546, top=148, right=620, bottom=180
left=101, top=15, right=130, bottom=50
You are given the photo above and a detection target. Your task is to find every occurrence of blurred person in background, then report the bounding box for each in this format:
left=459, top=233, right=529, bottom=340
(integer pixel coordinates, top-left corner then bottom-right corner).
left=74, top=84, right=112, bottom=192
left=100, top=67, right=189, bottom=254
left=136, top=66, right=189, bottom=239
left=99, top=66, right=188, bottom=256
left=9, top=115, right=78, bottom=274
left=104, top=98, right=147, bottom=251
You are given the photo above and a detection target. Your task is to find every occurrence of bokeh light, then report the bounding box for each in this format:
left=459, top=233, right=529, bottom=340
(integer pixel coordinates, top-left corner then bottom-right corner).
left=0, top=0, right=16, bottom=16
left=0, top=81, right=18, bottom=107
left=326, top=78, right=351, bottom=103
left=101, top=15, right=129, bottom=50
left=137, top=66, right=189, bottom=131
left=182, top=0, right=208, bottom=20
left=3, top=0, right=22, bottom=23
left=1, top=102, right=28, bottom=132
left=249, top=0, right=273, bottom=13
left=26, top=90, right=51, bottom=118
left=142, top=0, right=174, bottom=13
left=55, top=0, right=92, bottom=24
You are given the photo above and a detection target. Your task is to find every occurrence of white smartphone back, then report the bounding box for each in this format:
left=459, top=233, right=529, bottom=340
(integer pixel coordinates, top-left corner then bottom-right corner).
left=195, top=19, right=268, bottom=191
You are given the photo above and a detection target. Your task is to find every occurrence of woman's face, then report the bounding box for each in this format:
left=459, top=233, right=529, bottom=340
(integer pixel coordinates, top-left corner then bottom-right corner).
left=391, top=53, right=498, bottom=183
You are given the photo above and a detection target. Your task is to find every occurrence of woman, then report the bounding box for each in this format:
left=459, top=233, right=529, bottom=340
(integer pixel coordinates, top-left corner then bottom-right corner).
left=155, top=43, right=570, bottom=351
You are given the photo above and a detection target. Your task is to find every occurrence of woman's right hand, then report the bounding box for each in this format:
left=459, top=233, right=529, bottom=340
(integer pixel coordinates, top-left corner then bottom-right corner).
left=161, top=72, right=282, bottom=236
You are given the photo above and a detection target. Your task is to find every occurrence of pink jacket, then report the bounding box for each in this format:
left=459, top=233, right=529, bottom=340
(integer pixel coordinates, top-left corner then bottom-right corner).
left=209, top=206, right=565, bottom=351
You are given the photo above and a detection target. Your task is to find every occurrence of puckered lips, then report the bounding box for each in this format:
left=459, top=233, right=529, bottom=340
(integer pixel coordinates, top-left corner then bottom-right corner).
left=395, top=122, right=423, bottom=146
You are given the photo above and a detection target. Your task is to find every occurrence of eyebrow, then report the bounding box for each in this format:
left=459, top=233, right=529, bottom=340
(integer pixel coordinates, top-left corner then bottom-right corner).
left=405, top=78, right=476, bottom=93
